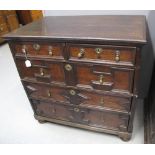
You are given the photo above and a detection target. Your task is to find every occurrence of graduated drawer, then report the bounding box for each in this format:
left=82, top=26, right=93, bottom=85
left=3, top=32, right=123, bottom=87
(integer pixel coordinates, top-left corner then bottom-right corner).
left=14, top=42, right=65, bottom=60
left=68, top=44, right=136, bottom=66
left=32, top=99, right=129, bottom=132
left=24, top=82, right=132, bottom=113
left=16, top=58, right=65, bottom=84
left=65, top=63, right=134, bottom=94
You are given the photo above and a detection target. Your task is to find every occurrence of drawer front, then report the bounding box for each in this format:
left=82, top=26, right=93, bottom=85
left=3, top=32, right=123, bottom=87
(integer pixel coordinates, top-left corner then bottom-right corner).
left=24, top=82, right=69, bottom=103
left=32, top=99, right=129, bottom=131
left=66, top=63, right=134, bottom=93
left=14, top=42, right=65, bottom=59
left=16, top=58, right=65, bottom=84
left=68, top=44, right=136, bottom=66
left=24, top=82, right=131, bottom=112
left=0, top=23, right=9, bottom=34
left=68, top=89, right=132, bottom=112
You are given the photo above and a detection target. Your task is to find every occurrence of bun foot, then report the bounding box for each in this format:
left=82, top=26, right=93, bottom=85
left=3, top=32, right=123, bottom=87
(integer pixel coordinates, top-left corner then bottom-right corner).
left=38, top=120, right=46, bottom=124
left=119, top=133, right=131, bottom=142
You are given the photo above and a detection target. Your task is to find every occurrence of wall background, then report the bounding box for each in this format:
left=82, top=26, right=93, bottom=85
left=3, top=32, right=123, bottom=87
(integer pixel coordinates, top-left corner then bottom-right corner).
left=43, top=10, right=155, bottom=98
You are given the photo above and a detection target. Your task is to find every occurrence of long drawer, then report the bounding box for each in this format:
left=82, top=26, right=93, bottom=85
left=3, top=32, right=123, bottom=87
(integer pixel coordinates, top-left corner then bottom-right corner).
left=16, top=57, right=134, bottom=93
left=24, top=81, right=132, bottom=113
left=32, top=99, right=129, bottom=132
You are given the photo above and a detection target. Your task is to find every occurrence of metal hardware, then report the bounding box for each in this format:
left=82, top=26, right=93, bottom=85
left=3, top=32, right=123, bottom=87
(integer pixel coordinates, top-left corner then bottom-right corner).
left=48, top=46, right=53, bottom=56
left=74, top=107, right=80, bottom=112
left=33, top=44, right=40, bottom=51
left=40, top=68, right=44, bottom=76
left=65, top=64, right=72, bottom=71
left=95, top=48, right=103, bottom=58
left=99, top=75, right=104, bottom=84
left=47, top=90, right=51, bottom=97
left=115, top=50, right=120, bottom=62
left=78, top=48, right=85, bottom=58
left=22, top=45, right=32, bottom=67
left=69, top=90, right=76, bottom=96
left=100, top=97, right=104, bottom=105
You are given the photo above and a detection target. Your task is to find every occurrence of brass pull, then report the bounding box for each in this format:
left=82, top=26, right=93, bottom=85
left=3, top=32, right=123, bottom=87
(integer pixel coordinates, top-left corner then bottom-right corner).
left=95, top=48, right=103, bottom=58
left=22, top=45, right=27, bottom=54
left=78, top=48, right=85, bottom=58
left=74, top=107, right=80, bottom=112
left=40, top=68, right=44, bottom=76
left=33, top=44, right=40, bottom=51
left=65, top=64, right=72, bottom=71
left=47, top=90, right=51, bottom=97
left=99, top=75, right=104, bottom=84
left=48, top=46, right=53, bottom=56
left=69, top=90, right=76, bottom=96
left=115, top=50, right=120, bottom=62
left=100, top=97, right=104, bottom=105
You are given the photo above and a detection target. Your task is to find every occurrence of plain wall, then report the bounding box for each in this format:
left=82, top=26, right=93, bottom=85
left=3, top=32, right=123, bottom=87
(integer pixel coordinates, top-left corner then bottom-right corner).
left=43, top=10, right=155, bottom=98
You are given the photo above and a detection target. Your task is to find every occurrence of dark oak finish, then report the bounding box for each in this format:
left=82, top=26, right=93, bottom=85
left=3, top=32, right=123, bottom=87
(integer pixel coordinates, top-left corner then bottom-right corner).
left=4, top=16, right=147, bottom=141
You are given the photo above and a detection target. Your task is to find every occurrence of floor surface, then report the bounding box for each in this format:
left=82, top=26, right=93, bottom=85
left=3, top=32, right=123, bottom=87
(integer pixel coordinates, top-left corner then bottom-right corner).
left=0, top=44, right=144, bottom=144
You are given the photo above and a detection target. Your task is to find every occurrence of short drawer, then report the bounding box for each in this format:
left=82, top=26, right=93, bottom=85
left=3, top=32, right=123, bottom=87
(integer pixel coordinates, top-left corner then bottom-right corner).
left=14, top=42, right=65, bottom=60
left=32, top=99, right=129, bottom=131
left=68, top=44, right=136, bottom=66
left=66, top=63, right=134, bottom=93
left=16, top=58, right=65, bottom=84
left=24, top=82, right=132, bottom=113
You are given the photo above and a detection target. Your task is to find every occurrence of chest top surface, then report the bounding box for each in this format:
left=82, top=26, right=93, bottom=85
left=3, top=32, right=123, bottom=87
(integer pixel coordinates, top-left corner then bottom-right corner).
left=4, top=15, right=147, bottom=44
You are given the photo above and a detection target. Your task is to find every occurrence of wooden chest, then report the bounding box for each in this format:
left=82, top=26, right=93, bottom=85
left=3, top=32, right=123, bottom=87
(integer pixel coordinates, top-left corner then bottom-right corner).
left=4, top=16, right=147, bottom=141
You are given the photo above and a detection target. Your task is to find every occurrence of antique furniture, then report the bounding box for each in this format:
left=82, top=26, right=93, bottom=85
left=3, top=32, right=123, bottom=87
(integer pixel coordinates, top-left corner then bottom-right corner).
left=4, top=16, right=147, bottom=141
left=0, top=10, right=19, bottom=43
left=16, top=10, right=43, bottom=25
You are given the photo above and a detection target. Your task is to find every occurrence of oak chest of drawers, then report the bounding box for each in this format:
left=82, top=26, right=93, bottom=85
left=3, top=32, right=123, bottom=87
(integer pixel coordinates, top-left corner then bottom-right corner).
left=4, top=16, right=147, bottom=141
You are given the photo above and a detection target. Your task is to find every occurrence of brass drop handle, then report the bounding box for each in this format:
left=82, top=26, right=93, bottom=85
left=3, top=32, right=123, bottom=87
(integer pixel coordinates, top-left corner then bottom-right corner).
left=40, top=68, right=44, bottom=76
left=78, top=48, right=85, bottom=58
left=115, top=50, right=120, bottom=62
left=48, top=46, right=53, bottom=56
left=99, top=75, right=104, bottom=84
left=47, top=90, right=51, bottom=97
left=22, top=45, right=27, bottom=54
left=95, top=48, right=103, bottom=58
left=74, top=107, right=80, bottom=112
